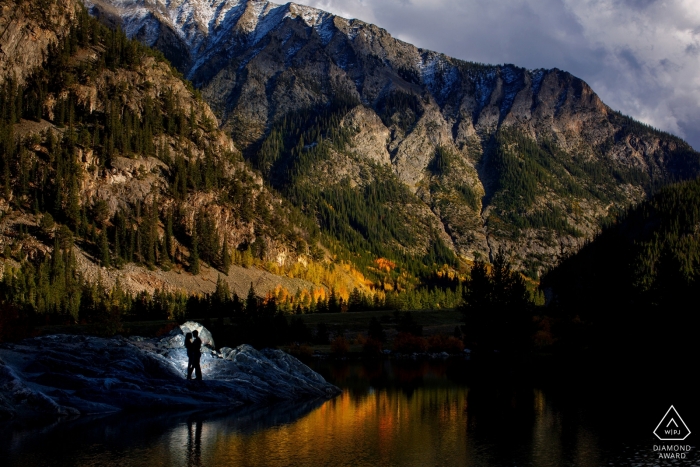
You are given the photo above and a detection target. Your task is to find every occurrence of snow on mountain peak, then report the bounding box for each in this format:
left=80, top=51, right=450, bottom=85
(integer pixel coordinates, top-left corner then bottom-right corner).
left=86, top=0, right=338, bottom=75
left=286, top=2, right=330, bottom=28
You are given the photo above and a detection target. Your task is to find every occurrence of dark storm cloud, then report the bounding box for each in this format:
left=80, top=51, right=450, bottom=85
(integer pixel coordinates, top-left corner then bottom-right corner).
left=305, top=0, right=700, bottom=149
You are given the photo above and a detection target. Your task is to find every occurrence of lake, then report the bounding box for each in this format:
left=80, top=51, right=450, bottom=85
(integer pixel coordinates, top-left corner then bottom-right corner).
left=2, top=357, right=699, bottom=466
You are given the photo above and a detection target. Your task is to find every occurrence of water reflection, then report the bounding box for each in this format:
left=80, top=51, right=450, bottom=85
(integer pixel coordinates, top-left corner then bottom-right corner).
left=1, top=399, right=328, bottom=467
left=3, top=359, right=699, bottom=466
left=186, top=419, right=202, bottom=467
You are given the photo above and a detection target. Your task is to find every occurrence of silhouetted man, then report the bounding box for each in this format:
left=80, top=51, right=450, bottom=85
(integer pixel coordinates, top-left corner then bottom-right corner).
left=187, top=330, right=203, bottom=381
left=184, top=332, right=193, bottom=380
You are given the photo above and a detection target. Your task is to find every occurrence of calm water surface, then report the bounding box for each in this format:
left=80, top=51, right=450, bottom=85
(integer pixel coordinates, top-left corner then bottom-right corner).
left=3, top=358, right=699, bottom=466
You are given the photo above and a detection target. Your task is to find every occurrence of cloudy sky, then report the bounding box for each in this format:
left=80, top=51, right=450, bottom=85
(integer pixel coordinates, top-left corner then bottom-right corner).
left=305, top=0, right=700, bottom=149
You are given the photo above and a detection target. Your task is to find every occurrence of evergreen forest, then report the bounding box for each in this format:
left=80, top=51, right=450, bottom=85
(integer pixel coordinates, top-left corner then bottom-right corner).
left=0, top=8, right=467, bottom=339
left=540, top=177, right=700, bottom=356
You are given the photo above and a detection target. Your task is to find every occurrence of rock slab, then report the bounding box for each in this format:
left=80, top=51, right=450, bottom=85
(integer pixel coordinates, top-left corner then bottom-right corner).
left=0, top=324, right=340, bottom=420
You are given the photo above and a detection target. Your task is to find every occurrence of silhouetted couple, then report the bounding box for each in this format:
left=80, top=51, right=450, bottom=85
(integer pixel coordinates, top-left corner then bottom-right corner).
left=185, top=330, right=202, bottom=381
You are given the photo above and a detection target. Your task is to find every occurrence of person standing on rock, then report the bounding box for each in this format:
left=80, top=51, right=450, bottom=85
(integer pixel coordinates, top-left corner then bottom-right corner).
left=187, top=330, right=203, bottom=381
left=184, top=332, right=194, bottom=380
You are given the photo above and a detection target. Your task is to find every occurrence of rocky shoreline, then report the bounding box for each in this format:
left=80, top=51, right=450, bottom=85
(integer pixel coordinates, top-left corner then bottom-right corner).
left=0, top=322, right=340, bottom=420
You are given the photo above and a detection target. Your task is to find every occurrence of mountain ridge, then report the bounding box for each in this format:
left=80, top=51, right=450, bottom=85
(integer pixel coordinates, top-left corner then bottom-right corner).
left=4, top=0, right=699, bottom=287
left=85, top=0, right=700, bottom=274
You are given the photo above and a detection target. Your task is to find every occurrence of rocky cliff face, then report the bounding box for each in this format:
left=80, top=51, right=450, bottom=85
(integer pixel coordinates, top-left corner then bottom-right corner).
left=0, top=0, right=77, bottom=85
left=82, top=0, right=700, bottom=274
left=0, top=0, right=328, bottom=299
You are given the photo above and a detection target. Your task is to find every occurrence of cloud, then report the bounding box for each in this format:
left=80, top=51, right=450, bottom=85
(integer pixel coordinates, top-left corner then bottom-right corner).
left=302, top=0, right=700, bottom=149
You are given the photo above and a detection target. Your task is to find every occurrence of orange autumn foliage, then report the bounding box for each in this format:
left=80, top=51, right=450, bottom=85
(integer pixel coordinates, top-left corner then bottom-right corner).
left=375, top=258, right=396, bottom=272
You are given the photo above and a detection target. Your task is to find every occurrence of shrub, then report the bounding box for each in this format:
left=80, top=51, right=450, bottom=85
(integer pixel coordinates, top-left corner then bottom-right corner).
left=444, top=336, right=465, bottom=353
left=393, top=332, right=428, bottom=354
left=362, top=338, right=383, bottom=356
left=427, top=334, right=465, bottom=353
left=330, top=336, right=349, bottom=356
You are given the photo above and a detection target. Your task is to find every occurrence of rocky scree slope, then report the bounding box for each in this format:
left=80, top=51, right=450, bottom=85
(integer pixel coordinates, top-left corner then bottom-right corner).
left=0, top=0, right=322, bottom=298
left=0, top=321, right=340, bottom=419
left=86, top=0, right=700, bottom=274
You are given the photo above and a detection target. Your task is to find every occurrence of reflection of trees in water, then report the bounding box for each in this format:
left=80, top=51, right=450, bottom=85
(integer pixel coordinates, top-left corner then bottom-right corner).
left=464, top=385, right=605, bottom=467
left=313, top=359, right=465, bottom=398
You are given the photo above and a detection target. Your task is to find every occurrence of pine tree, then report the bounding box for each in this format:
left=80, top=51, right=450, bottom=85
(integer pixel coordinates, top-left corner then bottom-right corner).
left=348, top=287, right=362, bottom=312
left=159, top=239, right=170, bottom=270
left=165, top=210, right=173, bottom=260
left=221, top=240, right=231, bottom=275
left=214, top=274, right=230, bottom=304
left=245, top=282, right=258, bottom=320
left=328, top=288, right=339, bottom=313
left=99, top=228, right=110, bottom=267
left=190, top=226, right=200, bottom=275
left=66, top=177, right=81, bottom=230
left=114, top=229, right=121, bottom=267
left=459, top=250, right=532, bottom=351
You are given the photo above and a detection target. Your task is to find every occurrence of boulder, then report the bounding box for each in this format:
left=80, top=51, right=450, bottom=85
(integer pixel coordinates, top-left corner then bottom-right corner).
left=158, top=328, right=185, bottom=349
left=0, top=323, right=340, bottom=420
left=180, top=321, right=215, bottom=348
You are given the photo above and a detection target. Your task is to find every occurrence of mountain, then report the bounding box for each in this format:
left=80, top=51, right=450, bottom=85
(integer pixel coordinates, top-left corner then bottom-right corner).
left=84, top=0, right=700, bottom=276
left=2, top=0, right=699, bottom=321
left=0, top=0, right=340, bottom=307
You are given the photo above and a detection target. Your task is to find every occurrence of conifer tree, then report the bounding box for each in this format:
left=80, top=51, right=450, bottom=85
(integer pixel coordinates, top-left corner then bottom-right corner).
left=165, top=210, right=174, bottom=260
left=114, top=229, right=121, bottom=267
left=328, top=288, right=339, bottom=313
left=221, top=240, right=231, bottom=274
left=459, top=250, right=532, bottom=351
left=190, top=231, right=200, bottom=275
left=159, top=239, right=170, bottom=270
left=99, top=229, right=110, bottom=267
left=245, top=282, right=258, bottom=321
left=348, top=287, right=362, bottom=312
left=214, top=275, right=230, bottom=304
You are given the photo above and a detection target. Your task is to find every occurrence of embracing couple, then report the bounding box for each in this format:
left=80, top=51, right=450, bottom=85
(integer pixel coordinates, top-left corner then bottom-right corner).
left=184, top=330, right=202, bottom=381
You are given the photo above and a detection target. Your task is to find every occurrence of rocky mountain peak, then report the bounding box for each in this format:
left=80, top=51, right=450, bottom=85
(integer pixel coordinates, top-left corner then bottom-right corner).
left=81, top=0, right=700, bottom=275
left=85, top=0, right=341, bottom=78
left=4, top=0, right=699, bottom=283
